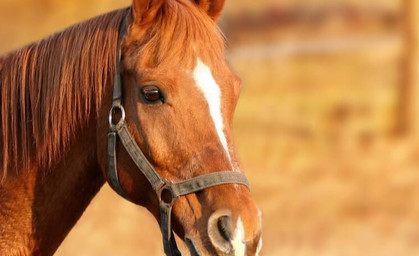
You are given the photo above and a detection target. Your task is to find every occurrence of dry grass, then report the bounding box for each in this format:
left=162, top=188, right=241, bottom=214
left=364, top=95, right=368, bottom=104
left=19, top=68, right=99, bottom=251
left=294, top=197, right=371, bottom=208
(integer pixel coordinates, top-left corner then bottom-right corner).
left=1, top=1, right=419, bottom=256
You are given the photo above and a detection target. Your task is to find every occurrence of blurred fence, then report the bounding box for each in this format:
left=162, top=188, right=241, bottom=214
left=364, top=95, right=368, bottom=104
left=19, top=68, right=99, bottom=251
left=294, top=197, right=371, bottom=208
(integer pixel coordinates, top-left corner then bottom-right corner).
left=224, top=2, right=413, bottom=142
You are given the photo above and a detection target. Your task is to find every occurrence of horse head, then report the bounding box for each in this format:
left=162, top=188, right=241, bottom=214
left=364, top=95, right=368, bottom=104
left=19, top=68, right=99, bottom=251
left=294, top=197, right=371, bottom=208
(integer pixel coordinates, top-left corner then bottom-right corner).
left=97, top=0, right=263, bottom=255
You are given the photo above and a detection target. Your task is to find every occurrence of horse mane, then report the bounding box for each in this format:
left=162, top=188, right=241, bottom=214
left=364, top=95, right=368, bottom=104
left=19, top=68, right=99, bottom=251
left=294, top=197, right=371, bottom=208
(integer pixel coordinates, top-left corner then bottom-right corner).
left=0, top=8, right=129, bottom=180
left=0, top=0, right=226, bottom=181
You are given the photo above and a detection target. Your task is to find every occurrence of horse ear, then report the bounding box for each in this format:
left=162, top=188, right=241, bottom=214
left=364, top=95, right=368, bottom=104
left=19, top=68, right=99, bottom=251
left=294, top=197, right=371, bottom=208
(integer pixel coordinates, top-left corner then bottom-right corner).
left=132, top=0, right=164, bottom=25
left=193, top=0, right=226, bottom=20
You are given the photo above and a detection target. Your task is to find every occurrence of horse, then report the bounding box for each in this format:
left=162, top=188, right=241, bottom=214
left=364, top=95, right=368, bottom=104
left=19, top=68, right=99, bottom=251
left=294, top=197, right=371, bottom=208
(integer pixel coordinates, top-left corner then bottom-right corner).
left=0, top=0, right=263, bottom=255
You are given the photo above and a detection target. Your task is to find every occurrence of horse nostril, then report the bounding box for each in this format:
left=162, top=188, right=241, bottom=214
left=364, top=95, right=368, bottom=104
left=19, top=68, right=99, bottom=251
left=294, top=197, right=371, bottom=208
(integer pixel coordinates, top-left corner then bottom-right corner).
left=217, top=215, right=233, bottom=241
left=208, top=210, right=234, bottom=254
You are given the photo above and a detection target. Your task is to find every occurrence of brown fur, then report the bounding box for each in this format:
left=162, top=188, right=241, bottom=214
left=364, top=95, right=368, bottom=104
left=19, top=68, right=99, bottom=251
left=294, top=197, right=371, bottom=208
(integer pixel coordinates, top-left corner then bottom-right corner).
left=124, top=0, right=225, bottom=70
left=193, top=0, right=226, bottom=19
left=0, top=8, right=128, bottom=180
left=0, top=1, right=262, bottom=255
left=0, top=0, right=224, bottom=180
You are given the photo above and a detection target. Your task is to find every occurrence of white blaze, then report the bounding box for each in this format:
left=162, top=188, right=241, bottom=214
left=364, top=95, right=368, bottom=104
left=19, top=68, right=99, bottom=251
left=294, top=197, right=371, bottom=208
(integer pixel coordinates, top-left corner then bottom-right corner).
left=193, top=58, right=232, bottom=163
left=232, top=217, right=246, bottom=256
left=194, top=58, right=253, bottom=256
left=256, top=209, right=263, bottom=255
left=233, top=218, right=262, bottom=256
left=256, top=238, right=263, bottom=256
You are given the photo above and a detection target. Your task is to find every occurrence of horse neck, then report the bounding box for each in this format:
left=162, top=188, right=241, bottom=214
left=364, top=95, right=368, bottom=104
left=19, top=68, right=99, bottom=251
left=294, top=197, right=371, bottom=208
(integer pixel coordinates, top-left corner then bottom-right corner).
left=0, top=118, right=105, bottom=256
left=0, top=9, right=129, bottom=255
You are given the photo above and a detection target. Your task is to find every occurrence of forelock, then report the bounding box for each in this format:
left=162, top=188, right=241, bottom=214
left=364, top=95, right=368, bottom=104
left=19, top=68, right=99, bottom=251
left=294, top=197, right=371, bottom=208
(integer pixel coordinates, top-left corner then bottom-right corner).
left=133, top=0, right=226, bottom=68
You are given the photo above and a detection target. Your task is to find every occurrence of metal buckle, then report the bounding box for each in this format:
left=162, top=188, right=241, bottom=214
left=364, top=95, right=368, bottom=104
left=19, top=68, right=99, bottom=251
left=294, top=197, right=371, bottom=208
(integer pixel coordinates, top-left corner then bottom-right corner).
left=109, top=103, right=126, bottom=131
left=157, top=181, right=177, bottom=207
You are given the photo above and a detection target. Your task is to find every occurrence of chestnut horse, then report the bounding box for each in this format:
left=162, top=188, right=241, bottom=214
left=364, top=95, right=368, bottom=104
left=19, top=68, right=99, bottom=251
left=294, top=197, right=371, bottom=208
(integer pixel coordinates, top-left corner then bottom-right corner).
left=0, top=0, right=262, bottom=256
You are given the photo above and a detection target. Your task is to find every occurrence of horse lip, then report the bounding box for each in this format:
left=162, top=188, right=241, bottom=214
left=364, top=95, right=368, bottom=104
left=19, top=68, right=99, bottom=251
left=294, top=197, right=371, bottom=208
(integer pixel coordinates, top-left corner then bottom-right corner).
left=185, top=236, right=201, bottom=256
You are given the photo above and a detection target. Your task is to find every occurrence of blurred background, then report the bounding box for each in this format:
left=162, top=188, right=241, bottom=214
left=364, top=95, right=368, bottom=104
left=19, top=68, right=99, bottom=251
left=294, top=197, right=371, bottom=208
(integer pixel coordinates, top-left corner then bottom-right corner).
left=1, top=0, right=419, bottom=255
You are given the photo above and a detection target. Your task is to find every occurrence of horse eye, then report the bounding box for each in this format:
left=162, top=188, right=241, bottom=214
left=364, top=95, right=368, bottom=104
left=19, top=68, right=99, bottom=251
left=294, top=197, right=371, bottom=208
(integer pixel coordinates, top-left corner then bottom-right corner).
left=141, top=85, right=164, bottom=103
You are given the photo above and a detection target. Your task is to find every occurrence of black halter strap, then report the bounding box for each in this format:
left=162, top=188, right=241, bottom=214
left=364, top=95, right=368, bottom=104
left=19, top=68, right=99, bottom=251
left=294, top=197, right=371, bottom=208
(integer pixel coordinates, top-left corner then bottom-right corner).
left=108, top=16, right=250, bottom=256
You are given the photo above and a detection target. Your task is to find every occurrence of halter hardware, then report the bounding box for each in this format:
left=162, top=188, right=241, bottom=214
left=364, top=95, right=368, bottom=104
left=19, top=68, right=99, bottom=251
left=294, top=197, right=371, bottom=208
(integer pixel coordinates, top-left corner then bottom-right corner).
left=107, top=15, right=250, bottom=256
left=157, top=181, right=177, bottom=206
left=109, top=103, right=126, bottom=131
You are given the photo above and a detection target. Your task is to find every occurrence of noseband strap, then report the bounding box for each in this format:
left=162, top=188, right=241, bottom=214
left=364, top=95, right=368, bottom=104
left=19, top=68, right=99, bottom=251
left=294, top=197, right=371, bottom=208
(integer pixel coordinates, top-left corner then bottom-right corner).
left=108, top=16, right=250, bottom=256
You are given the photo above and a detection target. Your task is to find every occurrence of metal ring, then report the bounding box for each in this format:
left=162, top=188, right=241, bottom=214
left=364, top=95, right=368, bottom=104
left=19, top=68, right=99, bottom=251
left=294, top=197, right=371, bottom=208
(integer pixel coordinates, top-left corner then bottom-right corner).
left=109, top=104, right=126, bottom=130
left=157, top=182, right=177, bottom=207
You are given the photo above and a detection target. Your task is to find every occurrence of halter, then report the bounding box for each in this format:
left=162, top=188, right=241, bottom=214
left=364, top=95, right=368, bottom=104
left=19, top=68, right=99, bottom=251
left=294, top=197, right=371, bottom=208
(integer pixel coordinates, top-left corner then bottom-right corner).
left=107, top=16, right=250, bottom=256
